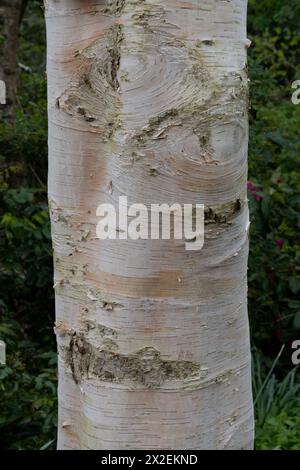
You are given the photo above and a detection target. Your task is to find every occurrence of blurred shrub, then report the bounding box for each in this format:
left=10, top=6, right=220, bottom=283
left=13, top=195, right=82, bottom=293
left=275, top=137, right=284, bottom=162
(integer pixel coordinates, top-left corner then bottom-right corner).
left=248, top=0, right=300, bottom=361
left=0, top=187, right=56, bottom=449
left=0, top=1, right=56, bottom=450
left=248, top=1, right=300, bottom=448
left=253, top=351, right=300, bottom=449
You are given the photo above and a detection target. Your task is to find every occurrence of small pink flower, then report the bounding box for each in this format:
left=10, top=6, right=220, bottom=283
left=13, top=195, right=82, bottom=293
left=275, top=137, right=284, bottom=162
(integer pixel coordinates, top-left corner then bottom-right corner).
left=247, top=181, right=263, bottom=201
left=247, top=181, right=255, bottom=191
left=276, top=239, right=284, bottom=249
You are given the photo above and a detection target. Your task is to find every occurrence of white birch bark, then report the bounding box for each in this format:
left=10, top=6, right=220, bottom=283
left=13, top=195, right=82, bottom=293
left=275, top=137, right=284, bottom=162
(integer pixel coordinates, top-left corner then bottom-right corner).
left=45, top=0, right=254, bottom=450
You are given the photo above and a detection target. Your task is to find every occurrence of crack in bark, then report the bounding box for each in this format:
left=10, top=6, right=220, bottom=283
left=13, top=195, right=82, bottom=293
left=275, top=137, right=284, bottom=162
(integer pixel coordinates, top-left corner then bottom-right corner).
left=107, top=24, right=124, bottom=91
left=204, top=198, right=243, bottom=224
left=64, top=332, right=200, bottom=387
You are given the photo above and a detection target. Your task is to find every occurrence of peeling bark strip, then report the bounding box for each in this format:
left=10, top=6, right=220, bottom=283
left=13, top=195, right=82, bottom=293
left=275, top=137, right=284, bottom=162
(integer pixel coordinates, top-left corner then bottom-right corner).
left=46, top=0, right=254, bottom=450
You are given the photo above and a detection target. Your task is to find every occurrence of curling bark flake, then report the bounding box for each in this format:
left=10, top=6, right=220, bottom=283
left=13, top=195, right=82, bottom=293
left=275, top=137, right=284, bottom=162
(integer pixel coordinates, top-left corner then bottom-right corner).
left=45, top=0, right=254, bottom=449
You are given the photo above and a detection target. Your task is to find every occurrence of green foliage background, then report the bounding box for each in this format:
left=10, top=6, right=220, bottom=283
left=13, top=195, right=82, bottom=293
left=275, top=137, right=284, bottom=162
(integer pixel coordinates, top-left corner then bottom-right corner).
left=0, top=0, right=300, bottom=450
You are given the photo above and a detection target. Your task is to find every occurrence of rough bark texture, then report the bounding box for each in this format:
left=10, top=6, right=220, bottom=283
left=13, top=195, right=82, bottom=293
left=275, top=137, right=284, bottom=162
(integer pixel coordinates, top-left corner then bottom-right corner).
left=46, top=0, right=254, bottom=450
left=0, top=0, right=25, bottom=117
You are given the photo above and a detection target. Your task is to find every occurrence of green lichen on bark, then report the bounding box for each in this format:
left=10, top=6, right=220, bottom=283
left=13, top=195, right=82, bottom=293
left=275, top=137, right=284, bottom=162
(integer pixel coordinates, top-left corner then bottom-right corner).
left=188, top=42, right=210, bottom=82
left=132, top=3, right=154, bottom=30
left=104, top=0, right=127, bottom=16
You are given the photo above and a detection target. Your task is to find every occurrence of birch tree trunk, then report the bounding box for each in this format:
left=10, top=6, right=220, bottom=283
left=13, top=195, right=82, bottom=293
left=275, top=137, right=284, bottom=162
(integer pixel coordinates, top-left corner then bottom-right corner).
left=45, top=0, right=254, bottom=450
left=0, top=0, right=25, bottom=117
